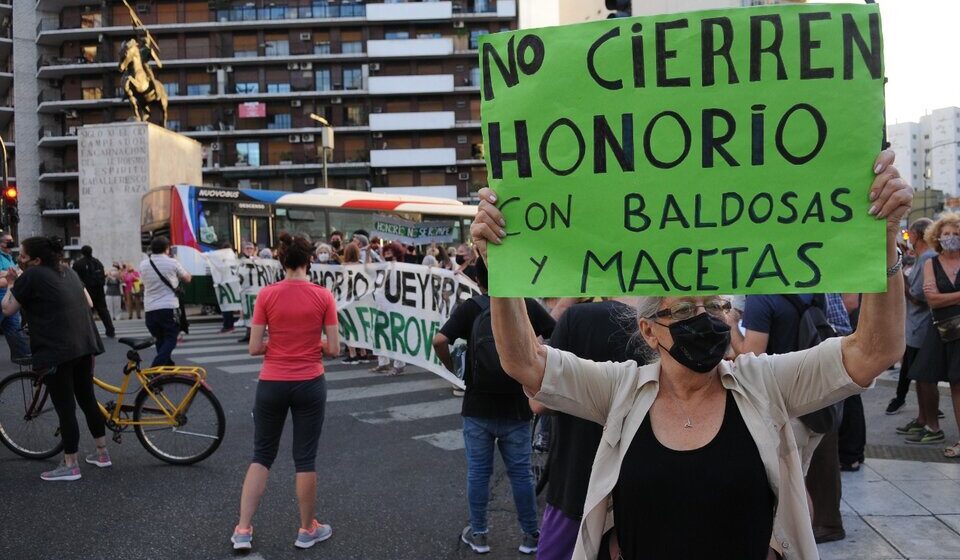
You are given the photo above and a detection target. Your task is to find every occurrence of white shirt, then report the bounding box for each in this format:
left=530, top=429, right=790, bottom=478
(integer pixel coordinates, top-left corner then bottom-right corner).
left=139, top=254, right=187, bottom=312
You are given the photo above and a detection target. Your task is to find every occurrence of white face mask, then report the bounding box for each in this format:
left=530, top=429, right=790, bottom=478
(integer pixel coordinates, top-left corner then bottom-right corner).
left=942, top=236, right=960, bottom=252
left=318, top=253, right=330, bottom=262
left=907, top=239, right=914, bottom=252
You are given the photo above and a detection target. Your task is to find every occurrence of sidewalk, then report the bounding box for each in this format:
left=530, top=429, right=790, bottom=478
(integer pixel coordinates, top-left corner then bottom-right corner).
left=820, top=458, right=960, bottom=559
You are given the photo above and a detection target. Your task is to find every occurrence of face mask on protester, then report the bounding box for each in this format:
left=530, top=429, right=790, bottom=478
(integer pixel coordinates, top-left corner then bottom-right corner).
left=3, top=240, right=13, bottom=249
left=331, top=240, right=341, bottom=250
left=907, top=239, right=914, bottom=252
left=941, top=236, right=960, bottom=252
left=455, top=255, right=466, bottom=265
left=656, top=313, right=731, bottom=374
left=318, top=253, right=330, bottom=263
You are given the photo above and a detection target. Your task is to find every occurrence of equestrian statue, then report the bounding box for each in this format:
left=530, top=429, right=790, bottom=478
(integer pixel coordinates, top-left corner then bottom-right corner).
left=119, top=38, right=168, bottom=128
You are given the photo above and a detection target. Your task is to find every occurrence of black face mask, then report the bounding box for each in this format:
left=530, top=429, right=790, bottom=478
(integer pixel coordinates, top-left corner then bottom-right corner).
left=455, top=255, right=466, bottom=265
left=657, top=313, right=731, bottom=374
left=331, top=240, right=341, bottom=249
left=3, top=241, right=13, bottom=249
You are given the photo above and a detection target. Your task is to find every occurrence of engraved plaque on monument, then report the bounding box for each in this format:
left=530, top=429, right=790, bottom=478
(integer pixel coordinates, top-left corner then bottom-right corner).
left=79, top=122, right=201, bottom=267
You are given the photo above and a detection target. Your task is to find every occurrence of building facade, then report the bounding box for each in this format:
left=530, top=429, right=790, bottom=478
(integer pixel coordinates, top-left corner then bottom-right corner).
left=888, top=108, right=960, bottom=200
left=14, top=0, right=517, bottom=246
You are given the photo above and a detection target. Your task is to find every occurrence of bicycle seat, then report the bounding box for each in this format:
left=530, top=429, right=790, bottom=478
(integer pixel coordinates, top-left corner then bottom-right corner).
left=118, top=337, right=155, bottom=351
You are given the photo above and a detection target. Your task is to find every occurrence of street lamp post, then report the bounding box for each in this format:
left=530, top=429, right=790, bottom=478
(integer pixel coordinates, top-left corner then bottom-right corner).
left=918, top=140, right=960, bottom=218
left=308, top=113, right=334, bottom=189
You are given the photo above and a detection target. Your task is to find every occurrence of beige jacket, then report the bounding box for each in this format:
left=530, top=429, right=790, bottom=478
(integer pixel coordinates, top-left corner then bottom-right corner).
left=531, top=336, right=867, bottom=560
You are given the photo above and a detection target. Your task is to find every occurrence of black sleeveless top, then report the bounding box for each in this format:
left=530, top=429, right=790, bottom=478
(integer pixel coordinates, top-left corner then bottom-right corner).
left=931, top=257, right=960, bottom=322
left=612, top=391, right=774, bottom=560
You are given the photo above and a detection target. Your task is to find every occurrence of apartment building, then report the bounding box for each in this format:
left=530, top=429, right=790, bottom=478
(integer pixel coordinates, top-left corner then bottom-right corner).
left=14, top=0, right=517, bottom=244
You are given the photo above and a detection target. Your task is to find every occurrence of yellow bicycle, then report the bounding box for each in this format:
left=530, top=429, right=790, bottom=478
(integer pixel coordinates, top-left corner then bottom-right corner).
left=0, top=337, right=225, bottom=465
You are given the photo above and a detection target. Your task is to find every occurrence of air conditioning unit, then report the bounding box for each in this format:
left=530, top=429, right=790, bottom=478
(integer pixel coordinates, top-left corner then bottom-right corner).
left=331, top=97, right=342, bottom=104
left=287, top=62, right=300, bottom=70
left=304, top=176, right=316, bottom=185
left=369, top=63, right=380, bottom=71
left=372, top=132, right=383, bottom=139
left=299, top=32, right=312, bottom=41
left=372, top=106, right=383, bottom=113
left=67, top=126, right=78, bottom=135
left=70, top=236, right=81, bottom=247
left=445, top=166, right=458, bottom=173
left=458, top=172, right=470, bottom=181
left=288, top=134, right=302, bottom=143
left=224, top=65, right=233, bottom=73
left=302, top=134, right=315, bottom=142
left=453, top=21, right=465, bottom=29
left=379, top=169, right=388, bottom=175
left=291, top=99, right=302, bottom=107
left=136, top=4, right=149, bottom=13
left=210, top=142, right=220, bottom=151
left=301, top=62, right=313, bottom=70
left=205, top=65, right=217, bottom=73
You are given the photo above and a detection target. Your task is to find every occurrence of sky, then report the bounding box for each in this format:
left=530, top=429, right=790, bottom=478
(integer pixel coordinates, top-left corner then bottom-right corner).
left=817, top=0, right=959, bottom=124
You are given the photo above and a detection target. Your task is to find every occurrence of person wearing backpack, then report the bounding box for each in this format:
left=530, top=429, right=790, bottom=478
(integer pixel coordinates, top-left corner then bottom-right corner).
left=734, top=293, right=847, bottom=544
left=433, top=257, right=555, bottom=555
left=72, top=245, right=114, bottom=338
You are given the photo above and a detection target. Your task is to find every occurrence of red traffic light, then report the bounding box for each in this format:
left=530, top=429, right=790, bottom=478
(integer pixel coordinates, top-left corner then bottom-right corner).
left=2, top=186, right=16, bottom=202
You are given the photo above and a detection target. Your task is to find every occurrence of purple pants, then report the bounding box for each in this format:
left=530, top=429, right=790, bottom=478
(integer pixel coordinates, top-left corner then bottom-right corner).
left=538, top=503, right=581, bottom=560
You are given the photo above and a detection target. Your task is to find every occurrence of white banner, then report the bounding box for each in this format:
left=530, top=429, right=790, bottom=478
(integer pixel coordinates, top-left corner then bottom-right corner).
left=205, top=253, right=481, bottom=387
left=372, top=214, right=457, bottom=245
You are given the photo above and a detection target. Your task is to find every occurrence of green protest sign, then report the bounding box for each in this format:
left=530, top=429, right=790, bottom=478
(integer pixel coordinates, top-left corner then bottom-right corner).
left=480, top=3, right=886, bottom=296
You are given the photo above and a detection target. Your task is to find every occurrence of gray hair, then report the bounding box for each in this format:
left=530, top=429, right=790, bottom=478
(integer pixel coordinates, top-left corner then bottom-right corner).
left=315, top=243, right=333, bottom=255
left=608, top=296, right=665, bottom=363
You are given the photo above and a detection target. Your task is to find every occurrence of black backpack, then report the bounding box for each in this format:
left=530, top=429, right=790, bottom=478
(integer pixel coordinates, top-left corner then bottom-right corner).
left=782, top=294, right=843, bottom=434
left=468, top=295, right=521, bottom=395
left=77, top=257, right=106, bottom=289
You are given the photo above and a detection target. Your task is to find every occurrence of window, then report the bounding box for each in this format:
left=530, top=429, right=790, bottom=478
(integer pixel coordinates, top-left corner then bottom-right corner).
left=457, top=135, right=468, bottom=144
left=469, top=30, right=489, bottom=50
left=341, top=41, right=363, bottom=54
left=236, top=141, right=261, bottom=166
left=196, top=201, right=232, bottom=247
left=269, top=113, right=292, bottom=129
left=417, top=32, right=442, bottom=39
left=164, top=82, right=180, bottom=96
left=234, top=35, right=258, bottom=58
left=80, top=12, right=102, bottom=29
left=469, top=66, right=480, bottom=86
left=345, top=105, right=366, bottom=126
left=314, top=42, right=331, bottom=54
left=187, top=83, right=212, bottom=96
left=316, top=69, right=332, bottom=91
left=81, top=79, right=102, bottom=100
left=267, top=83, right=291, bottom=93
left=235, top=82, right=259, bottom=94
left=385, top=31, right=410, bottom=40
left=81, top=45, right=98, bottom=63
left=167, top=120, right=181, bottom=132
left=264, top=38, right=290, bottom=56
left=343, top=67, right=362, bottom=90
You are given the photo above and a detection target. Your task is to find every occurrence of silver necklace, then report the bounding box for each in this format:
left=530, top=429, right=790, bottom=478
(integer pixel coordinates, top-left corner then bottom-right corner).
left=661, top=377, right=714, bottom=429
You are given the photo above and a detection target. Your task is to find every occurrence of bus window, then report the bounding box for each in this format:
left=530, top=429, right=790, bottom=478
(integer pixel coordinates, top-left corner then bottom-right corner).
left=196, top=200, right=232, bottom=248
left=275, top=208, right=328, bottom=242
left=327, top=209, right=376, bottom=241
left=141, top=189, right=170, bottom=229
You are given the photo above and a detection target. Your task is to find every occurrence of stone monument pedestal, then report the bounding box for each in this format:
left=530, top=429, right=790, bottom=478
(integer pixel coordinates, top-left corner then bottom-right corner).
left=78, top=122, right=202, bottom=267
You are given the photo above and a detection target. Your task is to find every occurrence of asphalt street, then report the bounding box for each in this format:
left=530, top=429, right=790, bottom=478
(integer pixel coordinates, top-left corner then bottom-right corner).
left=2, top=317, right=958, bottom=560
left=0, top=317, right=539, bottom=560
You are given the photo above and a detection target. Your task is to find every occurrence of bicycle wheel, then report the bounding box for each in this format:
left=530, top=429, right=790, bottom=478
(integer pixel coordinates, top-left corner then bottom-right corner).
left=0, top=372, right=64, bottom=459
left=133, top=376, right=225, bottom=465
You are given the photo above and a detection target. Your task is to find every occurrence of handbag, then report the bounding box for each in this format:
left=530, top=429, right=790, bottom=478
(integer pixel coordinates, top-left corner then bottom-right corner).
left=935, top=314, right=960, bottom=343
left=149, top=257, right=190, bottom=334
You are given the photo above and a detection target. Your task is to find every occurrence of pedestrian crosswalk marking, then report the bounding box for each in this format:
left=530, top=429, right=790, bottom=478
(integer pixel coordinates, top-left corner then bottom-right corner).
left=413, top=429, right=464, bottom=451
left=187, top=353, right=259, bottom=364
left=352, top=398, right=462, bottom=425
left=327, top=379, right=451, bottom=402
left=178, top=339, right=238, bottom=348
left=173, top=346, right=251, bottom=355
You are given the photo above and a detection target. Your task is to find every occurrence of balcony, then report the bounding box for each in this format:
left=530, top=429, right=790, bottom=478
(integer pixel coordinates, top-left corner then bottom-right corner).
left=367, top=1, right=452, bottom=21
left=37, top=125, right=372, bottom=149
left=370, top=148, right=457, bottom=168
left=372, top=185, right=458, bottom=200
left=368, top=75, right=454, bottom=95
left=370, top=111, right=456, bottom=131
left=367, top=38, right=454, bottom=58
left=37, top=88, right=369, bottom=113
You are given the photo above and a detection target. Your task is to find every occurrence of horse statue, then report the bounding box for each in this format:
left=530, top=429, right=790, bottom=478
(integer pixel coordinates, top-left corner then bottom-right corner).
left=119, top=38, right=168, bottom=128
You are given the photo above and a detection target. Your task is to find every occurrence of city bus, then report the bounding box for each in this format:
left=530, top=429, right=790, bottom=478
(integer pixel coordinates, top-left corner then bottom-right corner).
left=140, top=184, right=477, bottom=304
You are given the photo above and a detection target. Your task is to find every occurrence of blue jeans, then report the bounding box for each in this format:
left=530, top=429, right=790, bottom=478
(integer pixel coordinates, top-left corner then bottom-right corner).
left=145, top=309, right=179, bottom=367
left=462, top=416, right=538, bottom=535
left=1, top=310, right=30, bottom=361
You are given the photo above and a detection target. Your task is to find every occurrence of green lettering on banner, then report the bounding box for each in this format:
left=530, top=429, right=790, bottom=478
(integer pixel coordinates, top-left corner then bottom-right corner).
left=480, top=3, right=886, bottom=296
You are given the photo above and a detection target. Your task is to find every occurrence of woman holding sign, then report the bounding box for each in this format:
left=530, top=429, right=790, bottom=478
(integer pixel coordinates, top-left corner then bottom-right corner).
left=469, top=150, right=911, bottom=560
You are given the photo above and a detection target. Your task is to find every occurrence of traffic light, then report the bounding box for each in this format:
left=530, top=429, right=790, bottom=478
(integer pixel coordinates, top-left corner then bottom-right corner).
left=606, top=0, right=631, bottom=18
left=2, top=184, right=18, bottom=226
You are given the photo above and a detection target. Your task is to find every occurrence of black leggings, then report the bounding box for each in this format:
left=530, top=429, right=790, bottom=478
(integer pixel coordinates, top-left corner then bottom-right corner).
left=252, top=376, right=327, bottom=472
left=44, top=355, right=105, bottom=455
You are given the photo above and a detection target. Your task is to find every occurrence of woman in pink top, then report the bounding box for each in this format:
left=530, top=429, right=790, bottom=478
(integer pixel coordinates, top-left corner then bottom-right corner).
left=232, top=233, right=339, bottom=552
